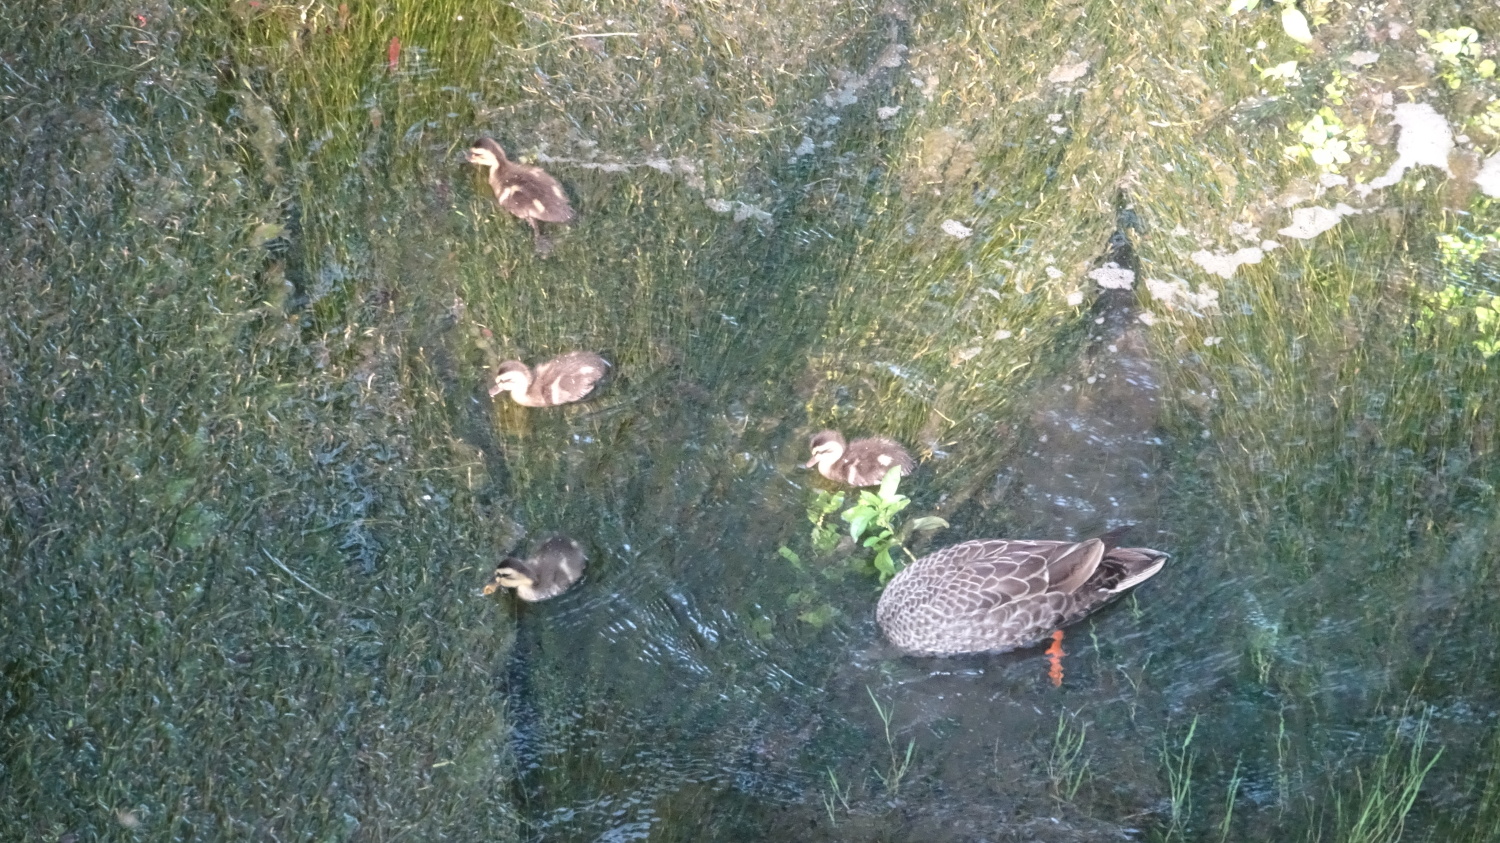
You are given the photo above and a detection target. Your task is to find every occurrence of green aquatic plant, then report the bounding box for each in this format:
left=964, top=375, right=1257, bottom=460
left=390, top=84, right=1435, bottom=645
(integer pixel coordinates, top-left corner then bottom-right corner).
left=868, top=687, right=916, bottom=797
left=820, top=768, right=852, bottom=826
left=1418, top=26, right=1496, bottom=89
left=1328, top=709, right=1442, bottom=843
left=1476, top=306, right=1500, bottom=359
left=779, top=467, right=946, bottom=593
left=808, top=489, right=847, bottom=555
left=842, top=467, right=913, bottom=582
left=1470, top=100, right=1500, bottom=152
left=1436, top=231, right=1494, bottom=270
left=1416, top=268, right=1500, bottom=361
left=777, top=469, right=946, bottom=627
left=1161, top=716, right=1199, bottom=841
left=1218, top=760, right=1244, bottom=843
left=1323, top=68, right=1351, bottom=105
left=1047, top=711, right=1092, bottom=800
left=1283, top=107, right=1369, bottom=173
left=841, top=467, right=948, bottom=583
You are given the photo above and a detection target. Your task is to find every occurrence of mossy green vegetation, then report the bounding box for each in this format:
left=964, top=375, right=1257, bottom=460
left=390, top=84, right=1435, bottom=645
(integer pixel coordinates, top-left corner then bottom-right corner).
left=1, top=1, right=524, bottom=839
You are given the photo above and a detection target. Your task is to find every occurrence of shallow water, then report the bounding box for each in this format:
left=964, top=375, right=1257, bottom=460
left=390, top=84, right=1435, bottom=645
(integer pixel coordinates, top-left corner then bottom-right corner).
left=7, top=1, right=1500, bottom=841
left=479, top=275, right=1186, bottom=841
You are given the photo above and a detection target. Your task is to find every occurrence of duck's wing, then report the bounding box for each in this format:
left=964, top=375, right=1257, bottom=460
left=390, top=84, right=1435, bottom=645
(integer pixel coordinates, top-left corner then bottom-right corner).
left=922, top=539, right=1105, bottom=605
left=1094, top=546, right=1169, bottom=592
left=537, top=353, right=608, bottom=403
left=847, top=437, right=914, bottom=472
left=500, top=166, right=574, bottom=222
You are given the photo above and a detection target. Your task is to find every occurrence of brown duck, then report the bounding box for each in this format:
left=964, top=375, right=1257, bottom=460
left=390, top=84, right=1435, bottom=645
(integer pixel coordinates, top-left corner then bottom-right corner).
left=876, top=528, right=1168, bottom=656
left=489, top=351, right=609, bottom=407
left=804, top=429, right=915, bottom=487
left=465, top=137, right=575, bottom=242
left=483, top=535, right=587, bottom=602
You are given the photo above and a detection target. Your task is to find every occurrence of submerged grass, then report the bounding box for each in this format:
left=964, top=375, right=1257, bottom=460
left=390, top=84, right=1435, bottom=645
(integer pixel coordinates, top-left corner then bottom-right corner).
left=1160, top=717, right=1199, bottom=841
left=5, top=0, right=1500, bottom=839
left=1, top=1, right=525, bottom=840
left=1325, top=710, right=1442, bottom=843
left=1047, top=710, right=1092, bottom=801
left=867, top=686, right=916, bottom=797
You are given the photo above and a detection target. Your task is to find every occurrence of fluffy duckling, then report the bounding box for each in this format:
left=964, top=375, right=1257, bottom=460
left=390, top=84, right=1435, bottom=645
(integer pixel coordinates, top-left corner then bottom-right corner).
left=483, top=535, right=587, bottom=602
left=489, top=351, right=609, bottom=407
left=465, top=137, right=575, bottom=242
left=876, top=528, right=1168, bottom=656
left=804, top=429, right=915, bottom=487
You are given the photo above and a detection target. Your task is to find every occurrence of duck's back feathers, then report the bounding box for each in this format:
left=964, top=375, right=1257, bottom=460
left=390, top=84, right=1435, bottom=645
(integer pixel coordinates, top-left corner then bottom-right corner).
left=486, top=535, right=587, bottom=602
left=839, top=436, right=916, bottom=485
left=493, top=164, right=575, bottom=224
left=530, top=351, right=608, bottom=405
left=466, top=136, right=575, bottom=226
left=491, top=351, right=609, bottom=407
left=805, top=430, right=915, bottom=487
left=876, top=535, right=1168, bottom=656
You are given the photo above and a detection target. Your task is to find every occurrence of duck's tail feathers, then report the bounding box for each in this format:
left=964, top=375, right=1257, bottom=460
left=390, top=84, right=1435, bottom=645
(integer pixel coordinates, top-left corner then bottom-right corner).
left=1104, top=550, right=1169, bottom=593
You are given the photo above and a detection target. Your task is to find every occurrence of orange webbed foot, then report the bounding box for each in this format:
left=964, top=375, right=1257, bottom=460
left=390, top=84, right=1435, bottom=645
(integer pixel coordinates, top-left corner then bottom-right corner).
left=1045, top=630, right=1066, bottom=687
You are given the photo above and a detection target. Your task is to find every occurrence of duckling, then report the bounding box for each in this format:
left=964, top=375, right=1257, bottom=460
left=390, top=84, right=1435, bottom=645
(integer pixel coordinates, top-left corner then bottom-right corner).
left=876, top=528, right=1168, bottom=656
left=465, top=137, right=575, bottom=243
left=483, top=535, right=587, bottom=602
left=489, top=351, right=609, bottom=407
left=804, top=429, right=915, bottom=487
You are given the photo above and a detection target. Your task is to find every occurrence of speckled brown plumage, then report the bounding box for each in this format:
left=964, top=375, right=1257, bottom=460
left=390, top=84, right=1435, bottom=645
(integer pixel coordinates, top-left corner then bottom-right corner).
left=483, top=535, right=587, bottom=602
left=490, top=351, right=609, bottom=407
left=804, top=430, right=915, bottom=487
left=876, top=534, right=1168, bottom=656
left=465, top=137, right=574, bottom=239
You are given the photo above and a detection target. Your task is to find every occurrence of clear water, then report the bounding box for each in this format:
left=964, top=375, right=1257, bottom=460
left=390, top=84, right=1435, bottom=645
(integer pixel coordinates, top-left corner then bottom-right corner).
left=8, top=1, right=1500, bottom=841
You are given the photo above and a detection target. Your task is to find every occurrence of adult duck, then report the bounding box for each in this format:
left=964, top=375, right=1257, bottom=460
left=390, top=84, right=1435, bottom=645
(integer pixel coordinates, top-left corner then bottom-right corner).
left=876, top=528, right=1168, bottom=656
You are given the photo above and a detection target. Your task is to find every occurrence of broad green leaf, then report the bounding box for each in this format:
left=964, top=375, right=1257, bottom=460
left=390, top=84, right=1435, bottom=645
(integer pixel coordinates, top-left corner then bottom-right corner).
left=907, top=516, right=950, bottom=532
left=798, top=604, right=839, bottom=627
left=847, top=511, right=873, bottom=542
left=1281, top=7, right=1312, bottom=43
left=878, top=464, right=903, bottom=499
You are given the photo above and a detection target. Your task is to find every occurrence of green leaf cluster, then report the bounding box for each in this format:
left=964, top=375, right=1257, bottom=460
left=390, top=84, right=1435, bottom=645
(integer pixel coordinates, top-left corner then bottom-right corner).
left=1418, top=26, right=1498, bottom=89
left=774, top=468, right=949, bottom=626
left=1416, top=277, right=1500, bottom=361
left=840, top=467, right=914, bottom=582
